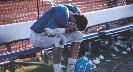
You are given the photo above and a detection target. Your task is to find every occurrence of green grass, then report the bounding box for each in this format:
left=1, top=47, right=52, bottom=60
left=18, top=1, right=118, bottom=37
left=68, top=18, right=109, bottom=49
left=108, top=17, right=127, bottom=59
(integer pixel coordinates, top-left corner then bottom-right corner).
left=1, top=36, right=133, bottom=72
left=12, top=49, right=117, bottom=72
left=0, top=48, right=132, bottom=72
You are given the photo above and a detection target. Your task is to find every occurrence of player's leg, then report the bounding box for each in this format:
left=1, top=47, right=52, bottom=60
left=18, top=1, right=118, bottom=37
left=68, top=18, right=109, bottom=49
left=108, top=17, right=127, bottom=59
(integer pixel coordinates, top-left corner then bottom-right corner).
left=64, top=31, right=83, bottom=72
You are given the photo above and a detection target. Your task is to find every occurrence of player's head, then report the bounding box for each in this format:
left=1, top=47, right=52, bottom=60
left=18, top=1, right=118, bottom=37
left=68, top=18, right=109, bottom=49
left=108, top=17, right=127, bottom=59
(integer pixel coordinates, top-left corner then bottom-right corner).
left=74, top=13, right=88, bottom=31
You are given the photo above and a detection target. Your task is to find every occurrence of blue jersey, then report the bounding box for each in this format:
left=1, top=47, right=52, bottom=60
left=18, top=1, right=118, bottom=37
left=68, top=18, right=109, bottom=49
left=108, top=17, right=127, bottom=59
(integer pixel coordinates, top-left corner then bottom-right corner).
left=30, top=5, right=81, bottom=33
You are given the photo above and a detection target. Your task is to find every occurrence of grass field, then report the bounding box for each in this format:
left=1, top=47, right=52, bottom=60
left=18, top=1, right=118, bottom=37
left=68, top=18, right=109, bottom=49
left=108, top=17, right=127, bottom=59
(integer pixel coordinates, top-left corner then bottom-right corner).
left=2, top=48, right=132, bottom=72
left=1, top=36, right=133, bottom=72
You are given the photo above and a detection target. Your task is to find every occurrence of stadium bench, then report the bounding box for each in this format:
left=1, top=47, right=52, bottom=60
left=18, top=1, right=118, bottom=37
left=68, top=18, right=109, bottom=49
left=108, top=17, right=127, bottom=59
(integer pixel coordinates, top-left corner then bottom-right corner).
left=78, top=4, right=133, bottom=54
left=83, top=4, right=133, bottom=41
left=0, top=21, right=49, bottom=72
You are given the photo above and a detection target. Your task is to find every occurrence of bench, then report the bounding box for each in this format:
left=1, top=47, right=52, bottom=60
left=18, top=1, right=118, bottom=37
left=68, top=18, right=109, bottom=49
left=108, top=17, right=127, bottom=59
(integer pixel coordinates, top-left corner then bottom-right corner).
left=83, top=4, right=133, bottom=40
left=0, top=21, right=49, bottom=72
left=0, top=4, right=133, bottom=72
left=78, top=4, right=133, bottom=54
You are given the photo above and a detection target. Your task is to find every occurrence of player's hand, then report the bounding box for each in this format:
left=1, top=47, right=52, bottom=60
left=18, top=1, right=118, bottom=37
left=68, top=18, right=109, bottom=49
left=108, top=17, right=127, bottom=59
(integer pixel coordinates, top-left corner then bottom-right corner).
left=69, top=23, right=77, bottom=30
left=44, top=28, right=56, bottom=37
left=66, top=23, right=77, bottom=32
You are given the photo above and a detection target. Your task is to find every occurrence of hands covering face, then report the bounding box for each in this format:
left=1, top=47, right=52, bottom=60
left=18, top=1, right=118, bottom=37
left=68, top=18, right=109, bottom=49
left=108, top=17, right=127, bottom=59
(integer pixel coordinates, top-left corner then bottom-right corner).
left=67, top=22, right=77, bottom=32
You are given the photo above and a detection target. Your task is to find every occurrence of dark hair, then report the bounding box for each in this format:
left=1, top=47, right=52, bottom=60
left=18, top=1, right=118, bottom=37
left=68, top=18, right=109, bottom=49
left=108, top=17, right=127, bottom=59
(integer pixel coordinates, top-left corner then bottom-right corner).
left=74, top=14, right=88, bottom=31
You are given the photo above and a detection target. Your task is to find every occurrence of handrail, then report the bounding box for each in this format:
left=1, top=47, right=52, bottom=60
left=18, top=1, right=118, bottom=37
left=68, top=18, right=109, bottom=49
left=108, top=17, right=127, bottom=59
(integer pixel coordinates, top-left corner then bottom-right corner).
left=36, top=0, right=39, bottom=19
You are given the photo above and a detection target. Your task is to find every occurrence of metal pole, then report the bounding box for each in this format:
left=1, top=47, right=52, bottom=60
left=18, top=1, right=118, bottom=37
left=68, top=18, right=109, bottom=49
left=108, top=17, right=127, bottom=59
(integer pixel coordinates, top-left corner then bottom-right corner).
left=36, top=0, right=39, bottom=19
